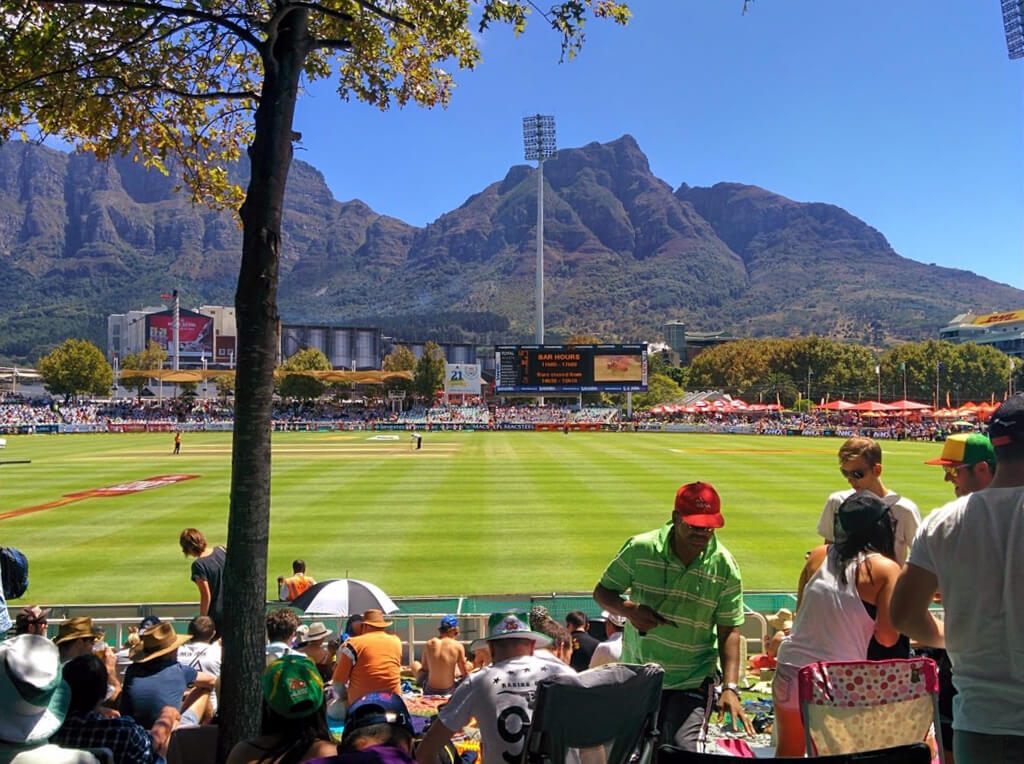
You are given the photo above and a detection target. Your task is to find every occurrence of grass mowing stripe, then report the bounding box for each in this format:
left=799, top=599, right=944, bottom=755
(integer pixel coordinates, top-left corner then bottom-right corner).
left=0, top=430, right=961, bottom=603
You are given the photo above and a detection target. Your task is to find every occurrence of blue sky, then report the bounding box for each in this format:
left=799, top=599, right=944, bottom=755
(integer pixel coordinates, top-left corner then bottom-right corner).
left=291, top=0, right=1024, bottom=291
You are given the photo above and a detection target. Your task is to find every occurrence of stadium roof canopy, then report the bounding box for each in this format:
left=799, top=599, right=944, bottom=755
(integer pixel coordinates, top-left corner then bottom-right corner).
left=123, top=369, right=413, bottom=385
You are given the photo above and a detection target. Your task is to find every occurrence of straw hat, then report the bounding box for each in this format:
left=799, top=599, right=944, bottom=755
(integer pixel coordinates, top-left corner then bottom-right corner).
left=296, top=622, right=332, bottom=645
left=129, top=622, right=191, bottom=662
left=767, top=608, right=794, bottom=632
left=53, top=617, right=101, bottom=646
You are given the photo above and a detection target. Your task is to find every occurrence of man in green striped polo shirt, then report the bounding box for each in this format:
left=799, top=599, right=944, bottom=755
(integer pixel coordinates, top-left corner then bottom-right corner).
left=594, top=481, right=754, bottom=750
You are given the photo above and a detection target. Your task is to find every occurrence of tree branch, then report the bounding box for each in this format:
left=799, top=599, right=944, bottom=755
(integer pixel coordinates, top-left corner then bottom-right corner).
left=101, top=84, right=260, bottom=101
left=290, top=2, right=354, bottom=25
left=350, top=0, right=413, bottom=29
left=46, top=0, right=263, bottom=49
left=1, top=16, right=257, bottom=103
left=0, top=13, right=171, bottom=96
left=311, top=38, right=352, bottom=51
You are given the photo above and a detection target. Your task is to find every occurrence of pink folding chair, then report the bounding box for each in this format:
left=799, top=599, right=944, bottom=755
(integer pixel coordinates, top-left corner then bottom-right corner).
left=798, top=658, right=944, bottom=763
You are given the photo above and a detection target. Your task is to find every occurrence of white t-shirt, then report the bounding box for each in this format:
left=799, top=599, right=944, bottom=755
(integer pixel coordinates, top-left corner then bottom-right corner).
left=439, top=652, right=573, bottom=763
left=178, top=640, right=222, bottom=712
left=817, top=488, right=921, bottom=562
left=909, top=486, right=1024, bottom=736
left=265, top=642, right=299, bottom=665
left=178, top=641, right=222, bottom=676
left=589, top=633, right=623, bottom=669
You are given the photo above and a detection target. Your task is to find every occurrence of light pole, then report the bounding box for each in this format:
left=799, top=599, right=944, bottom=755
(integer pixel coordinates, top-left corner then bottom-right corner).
left=806, top=368, right=814, bottom=401
left=522, top=115, right=556, bottom=345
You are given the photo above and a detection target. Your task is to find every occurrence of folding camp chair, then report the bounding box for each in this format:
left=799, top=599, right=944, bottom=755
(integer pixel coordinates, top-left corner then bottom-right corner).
left=798, top=658, right=943, bottom=762
left=165, top=724, right=219, bottom=764
left=658, top=742, right=931, bottom=763
left=522, top=662, right=664, bottom=764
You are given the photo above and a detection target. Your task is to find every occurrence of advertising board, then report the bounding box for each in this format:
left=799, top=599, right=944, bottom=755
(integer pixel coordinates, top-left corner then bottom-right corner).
left=444, top=363, right=482, bottom=395
left=146, top=311, right=213, bottom=361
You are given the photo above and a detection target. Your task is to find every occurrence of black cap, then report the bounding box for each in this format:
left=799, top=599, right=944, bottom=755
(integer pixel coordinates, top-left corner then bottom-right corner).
left=836, top=491, right=891, bottom=538
left=988, top=394, right=1024, bottom=449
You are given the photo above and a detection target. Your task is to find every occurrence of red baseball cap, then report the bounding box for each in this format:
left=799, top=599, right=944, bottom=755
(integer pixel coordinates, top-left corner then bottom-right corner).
left=673, top=482, right=724, bottom=528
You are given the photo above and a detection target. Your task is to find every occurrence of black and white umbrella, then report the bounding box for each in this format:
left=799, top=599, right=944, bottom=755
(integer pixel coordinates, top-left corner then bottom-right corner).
left=290, top=578, right=398, bottom=616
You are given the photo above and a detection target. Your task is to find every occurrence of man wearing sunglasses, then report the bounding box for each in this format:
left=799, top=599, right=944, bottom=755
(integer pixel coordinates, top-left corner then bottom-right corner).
left=593, top=481, right=754, bottom=750
left=913, top=432, right=995, bottom=763
left=925, top=433, right=995, bottom=498
left=815, top=436, right=921, bottom=562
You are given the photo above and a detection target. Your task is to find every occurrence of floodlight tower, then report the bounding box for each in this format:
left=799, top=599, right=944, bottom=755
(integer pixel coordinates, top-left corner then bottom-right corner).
left=523, top=115, right=556, bottom=344
left=1003, top=0, right=1024, bottom=59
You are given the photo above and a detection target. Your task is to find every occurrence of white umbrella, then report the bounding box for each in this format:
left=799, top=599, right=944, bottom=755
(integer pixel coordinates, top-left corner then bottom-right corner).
left=289, top=578, right=398, bottom=616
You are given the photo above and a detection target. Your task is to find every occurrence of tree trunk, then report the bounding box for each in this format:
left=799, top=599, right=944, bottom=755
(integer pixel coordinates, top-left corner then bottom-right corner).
left=216, top=9, right=309, bottom=762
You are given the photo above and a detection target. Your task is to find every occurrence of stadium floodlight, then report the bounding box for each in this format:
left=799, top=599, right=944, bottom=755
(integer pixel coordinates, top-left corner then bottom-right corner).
left=523, top=115, right=556, bottom=344
left=1003, top=0, right=1024, bottom=59
left=523, top=114, right=556, bottom=161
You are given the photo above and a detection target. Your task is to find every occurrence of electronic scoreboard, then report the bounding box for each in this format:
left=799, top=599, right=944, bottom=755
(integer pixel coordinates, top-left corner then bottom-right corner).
left=494, top=344, right=647, bottom=393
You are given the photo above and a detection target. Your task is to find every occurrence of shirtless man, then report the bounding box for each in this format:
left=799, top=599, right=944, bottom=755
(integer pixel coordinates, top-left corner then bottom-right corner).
left=418, top=615, right=468, bottom=696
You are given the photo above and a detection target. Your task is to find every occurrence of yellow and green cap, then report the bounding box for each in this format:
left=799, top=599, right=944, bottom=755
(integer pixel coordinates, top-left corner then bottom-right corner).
left=925, top=433, right=995, bottom=467
left=262, top=654, right=324, bottom=719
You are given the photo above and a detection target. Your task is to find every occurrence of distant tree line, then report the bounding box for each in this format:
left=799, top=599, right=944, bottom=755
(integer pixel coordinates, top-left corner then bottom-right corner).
left=685, top=336, right=1017, bottom=407
left=31, top=335, right=1021, bottom=410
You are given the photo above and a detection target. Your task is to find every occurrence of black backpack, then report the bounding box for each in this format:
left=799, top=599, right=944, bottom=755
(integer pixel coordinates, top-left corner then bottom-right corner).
left=0, top=546, right=29, bottom=600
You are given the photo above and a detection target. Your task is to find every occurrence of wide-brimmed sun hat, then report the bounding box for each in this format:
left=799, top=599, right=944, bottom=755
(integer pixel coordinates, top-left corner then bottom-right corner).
left=53, top=617, right=102, bottom=646
left=296, top=622, right=332, bottom=645
left=767, top=608, right=794, bottom=632
left=361, top=609, right=393, bottom=629
left=0, top=634, right=72, bottom=745
left=469, top=611, right=552, bottom=653
left=129, top=622, right=191, bottom=663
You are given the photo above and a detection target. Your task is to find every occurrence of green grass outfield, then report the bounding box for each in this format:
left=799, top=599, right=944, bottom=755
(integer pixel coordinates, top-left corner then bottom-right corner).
left=0, top=430, right=956, bottom=605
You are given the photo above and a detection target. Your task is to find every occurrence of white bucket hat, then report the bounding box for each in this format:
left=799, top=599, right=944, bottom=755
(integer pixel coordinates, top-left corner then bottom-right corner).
left=0, top=634, right=71, bottom=745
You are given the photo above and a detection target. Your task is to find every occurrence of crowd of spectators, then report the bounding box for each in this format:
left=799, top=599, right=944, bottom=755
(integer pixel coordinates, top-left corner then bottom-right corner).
left=0, top=391, right=975, bottom=440
left=0, top=394, right=627, bottom=429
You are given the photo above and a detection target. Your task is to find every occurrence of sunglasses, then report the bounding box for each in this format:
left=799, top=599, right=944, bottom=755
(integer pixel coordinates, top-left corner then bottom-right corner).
left=840, top=468, right=866, bottom=480
left=943, top=464, right=968, bottom=476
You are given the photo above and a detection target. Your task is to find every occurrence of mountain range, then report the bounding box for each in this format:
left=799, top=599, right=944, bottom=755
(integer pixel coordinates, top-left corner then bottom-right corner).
left=0, top=135, right=1021, bottom=364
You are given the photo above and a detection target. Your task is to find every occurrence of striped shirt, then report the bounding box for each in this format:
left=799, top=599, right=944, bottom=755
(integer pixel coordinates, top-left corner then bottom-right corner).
left=598, top=522, right=744, bottom=690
